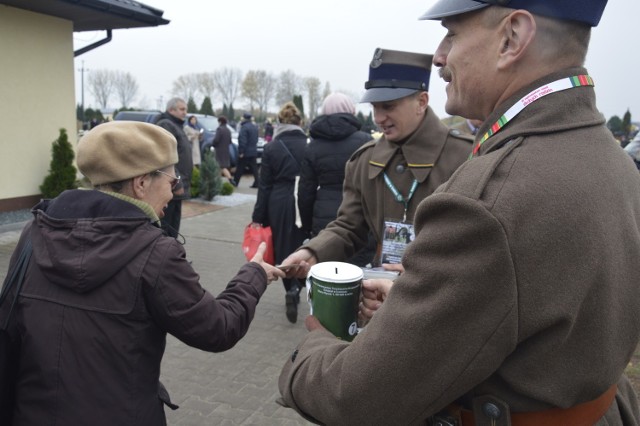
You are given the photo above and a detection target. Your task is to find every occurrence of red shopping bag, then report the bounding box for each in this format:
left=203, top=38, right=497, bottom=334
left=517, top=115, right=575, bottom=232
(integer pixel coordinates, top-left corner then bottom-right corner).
left=242, top=223, right=275, bottom=264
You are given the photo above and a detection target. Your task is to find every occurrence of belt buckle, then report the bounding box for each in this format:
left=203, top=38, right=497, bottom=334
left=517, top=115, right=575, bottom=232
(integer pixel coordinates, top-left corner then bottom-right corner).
left=428, top=414, right=458, bottom=426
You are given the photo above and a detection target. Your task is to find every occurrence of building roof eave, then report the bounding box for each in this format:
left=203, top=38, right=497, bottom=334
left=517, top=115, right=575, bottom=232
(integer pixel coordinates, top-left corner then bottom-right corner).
left=0, top=0, right=169, bottom=31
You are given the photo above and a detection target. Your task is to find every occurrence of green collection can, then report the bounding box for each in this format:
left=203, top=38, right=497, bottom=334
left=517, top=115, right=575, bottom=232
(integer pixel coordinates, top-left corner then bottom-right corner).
left=306, top=262, right=363, bottom=341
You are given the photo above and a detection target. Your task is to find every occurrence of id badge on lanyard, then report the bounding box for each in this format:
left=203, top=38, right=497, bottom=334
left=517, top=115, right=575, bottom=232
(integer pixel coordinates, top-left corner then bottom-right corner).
left=381, top=219, right=415, bottom=264
left=380, top=173, right=418, bottom=264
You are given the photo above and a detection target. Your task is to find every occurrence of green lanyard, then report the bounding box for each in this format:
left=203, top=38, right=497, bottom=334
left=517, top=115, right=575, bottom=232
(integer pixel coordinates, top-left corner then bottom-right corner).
left=383, top=172, right=418, bottom=222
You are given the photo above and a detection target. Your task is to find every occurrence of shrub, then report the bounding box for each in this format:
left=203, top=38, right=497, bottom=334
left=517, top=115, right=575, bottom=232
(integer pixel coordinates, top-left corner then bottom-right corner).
left=199, top=151, right=223, bottom=200
left=40, top=128, right=78, bottom=198
left=220, top=181, right=234, bottom=196
left=190, top=166, right=201, bottom=198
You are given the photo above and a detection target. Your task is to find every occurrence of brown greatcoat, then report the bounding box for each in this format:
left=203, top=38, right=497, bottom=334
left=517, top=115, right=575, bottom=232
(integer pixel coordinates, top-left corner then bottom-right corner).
left=279, top=67, right=640, bottom=425
left=301, top=106, right=472, bottom=263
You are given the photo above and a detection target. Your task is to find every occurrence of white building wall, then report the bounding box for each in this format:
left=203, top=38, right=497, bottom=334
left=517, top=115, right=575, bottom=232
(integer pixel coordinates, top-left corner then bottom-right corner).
left=0, top=6, right=76, bottom=203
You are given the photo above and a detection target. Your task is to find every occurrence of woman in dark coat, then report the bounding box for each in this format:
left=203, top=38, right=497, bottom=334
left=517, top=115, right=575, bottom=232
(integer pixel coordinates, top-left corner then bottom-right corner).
left=212, top=115, right=233, bottom=181
left=0, top=121, right=283, bottom=425
left=252, top=102, right=307, bottom=323
left=298, top=92, right=372, bottom=237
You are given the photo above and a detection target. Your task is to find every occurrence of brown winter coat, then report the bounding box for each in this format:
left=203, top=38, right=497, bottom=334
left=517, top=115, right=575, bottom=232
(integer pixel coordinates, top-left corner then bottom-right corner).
left=302, top=106, right=472, bottom=263
left=279, top=67, right=640, bottom=425
left=0, top=190, right=267, bottom=425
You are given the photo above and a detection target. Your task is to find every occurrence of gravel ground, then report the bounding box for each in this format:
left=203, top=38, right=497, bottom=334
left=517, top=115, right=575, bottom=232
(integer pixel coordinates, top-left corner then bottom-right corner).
left=0, top=209, right=31, bottom=227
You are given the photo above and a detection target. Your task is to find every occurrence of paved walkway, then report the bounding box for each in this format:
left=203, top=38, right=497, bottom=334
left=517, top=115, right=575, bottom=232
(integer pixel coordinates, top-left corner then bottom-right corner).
left=0, top=182, right=313, bottom=425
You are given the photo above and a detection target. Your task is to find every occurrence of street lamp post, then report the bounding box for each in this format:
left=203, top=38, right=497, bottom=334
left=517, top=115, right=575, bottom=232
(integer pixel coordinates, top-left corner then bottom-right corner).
left=78, top=61, right=89, bottom=127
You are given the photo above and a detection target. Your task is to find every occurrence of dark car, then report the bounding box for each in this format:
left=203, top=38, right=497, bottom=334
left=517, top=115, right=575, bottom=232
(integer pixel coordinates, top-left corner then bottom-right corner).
left=196, top=114, right=240, bottom=167
left=624, top=133, right=640, bottom=170
left=198, top=115, right=265, bottom=168
left=113, top=111, right=264, bottom=169
left=113, top=110, right=160, bottom=123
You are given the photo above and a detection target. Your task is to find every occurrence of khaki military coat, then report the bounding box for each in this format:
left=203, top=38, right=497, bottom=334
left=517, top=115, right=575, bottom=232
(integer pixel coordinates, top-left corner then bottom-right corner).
left=302, top=106, right=472, bottom=263
left=279, top=67, right=640, bottom=425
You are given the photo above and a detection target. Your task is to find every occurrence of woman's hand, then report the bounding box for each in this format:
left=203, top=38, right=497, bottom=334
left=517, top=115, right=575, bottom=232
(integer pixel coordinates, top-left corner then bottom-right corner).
left=251, top=242, right=285, bottom=284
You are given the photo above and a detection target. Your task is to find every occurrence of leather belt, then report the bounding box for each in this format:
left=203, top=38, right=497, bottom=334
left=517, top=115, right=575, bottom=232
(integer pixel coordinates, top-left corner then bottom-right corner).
left=434, top=384, right=617, bottom=426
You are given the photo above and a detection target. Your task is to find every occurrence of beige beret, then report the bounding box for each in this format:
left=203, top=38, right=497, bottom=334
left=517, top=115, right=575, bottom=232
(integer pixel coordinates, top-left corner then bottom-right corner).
left=77, top=121, right=178, bottom=185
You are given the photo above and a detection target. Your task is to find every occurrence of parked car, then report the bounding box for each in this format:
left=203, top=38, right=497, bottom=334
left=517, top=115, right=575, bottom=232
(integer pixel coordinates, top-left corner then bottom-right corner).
left=113, top=110, right=160, bottom=123
left=624, top=133, right=640, bottom=169
left=196, top=114, right=240, bottom=167
left=113, top=110, right=265, bottom=170
left=114, top=111, right=238, bottom=165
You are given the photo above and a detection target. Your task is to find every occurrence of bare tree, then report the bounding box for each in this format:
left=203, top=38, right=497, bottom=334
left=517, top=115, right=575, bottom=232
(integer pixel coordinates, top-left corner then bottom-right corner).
left=113, top=71, right=138, bottom=108
left=304, top=77, right=322, bottom=120
left=196, top=72, right=216, bottom=101
left=213, top=67, right=243, bottom=107
left=171, top=73, right=200, bottom=105
left=242, top=71, right=259, bottom=111
left=242, top=70, right=276, bottom=114
left=88, top=69, right=115, bottom=109
left=255, top=71, right=277, bottom=114
left=322, top=82, right=332, bottom=101
left=276, top=69, right=301, bottom=108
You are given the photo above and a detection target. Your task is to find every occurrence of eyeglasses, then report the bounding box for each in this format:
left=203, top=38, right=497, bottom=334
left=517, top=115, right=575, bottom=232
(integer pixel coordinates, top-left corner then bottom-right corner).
left=154, top=170, right=181, bottom=189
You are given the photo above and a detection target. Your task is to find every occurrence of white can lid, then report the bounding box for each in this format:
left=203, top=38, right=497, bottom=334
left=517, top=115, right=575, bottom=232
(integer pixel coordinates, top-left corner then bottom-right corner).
left=309, top=261, right=364, bottom=283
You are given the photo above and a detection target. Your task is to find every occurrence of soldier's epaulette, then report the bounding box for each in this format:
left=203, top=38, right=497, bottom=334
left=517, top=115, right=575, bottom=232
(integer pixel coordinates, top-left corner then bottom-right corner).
left=448, top=129, right=475, bottom=144
left=348, top=138, right=378, bottom=162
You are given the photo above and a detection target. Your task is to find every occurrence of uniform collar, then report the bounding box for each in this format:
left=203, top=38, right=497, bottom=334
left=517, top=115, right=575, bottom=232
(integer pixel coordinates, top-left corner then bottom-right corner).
left=368, top=106, right=450, bottom=182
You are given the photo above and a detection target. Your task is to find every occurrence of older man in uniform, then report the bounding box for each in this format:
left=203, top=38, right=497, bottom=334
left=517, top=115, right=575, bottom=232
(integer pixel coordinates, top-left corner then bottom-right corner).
left=281, top=48, right=472, bottom=318
left=278, top=1, right=640, bottom=425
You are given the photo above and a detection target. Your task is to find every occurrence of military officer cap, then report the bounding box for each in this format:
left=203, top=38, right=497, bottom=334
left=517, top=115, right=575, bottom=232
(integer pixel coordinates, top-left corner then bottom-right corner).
left=419, top=0, right=608, bottom=27
left=360, top=48, right=433, bottom=103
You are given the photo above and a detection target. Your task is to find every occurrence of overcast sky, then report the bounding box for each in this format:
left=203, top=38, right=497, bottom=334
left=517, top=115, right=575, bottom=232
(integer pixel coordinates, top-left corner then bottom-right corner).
left=73, top=0, right=638, bottom=122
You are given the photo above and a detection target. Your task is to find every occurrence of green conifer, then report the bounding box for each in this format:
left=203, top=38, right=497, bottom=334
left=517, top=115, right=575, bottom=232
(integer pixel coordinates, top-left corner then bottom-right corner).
left=199, top=151, right=224, bottom=200
left=40, top=128, right=78, bottom=198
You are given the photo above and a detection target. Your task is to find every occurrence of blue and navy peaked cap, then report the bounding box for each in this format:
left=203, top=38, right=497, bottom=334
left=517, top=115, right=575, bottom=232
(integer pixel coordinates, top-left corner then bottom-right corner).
left=419, top=0, right=608, bottom=27
left=360, top=48, right=433, bottom=103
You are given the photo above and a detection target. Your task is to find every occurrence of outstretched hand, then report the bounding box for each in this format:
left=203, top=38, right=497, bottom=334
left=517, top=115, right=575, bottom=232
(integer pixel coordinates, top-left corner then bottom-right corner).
left=251, top=242, right=285, bottom=284
left=277, top=249, right=317, bottom=279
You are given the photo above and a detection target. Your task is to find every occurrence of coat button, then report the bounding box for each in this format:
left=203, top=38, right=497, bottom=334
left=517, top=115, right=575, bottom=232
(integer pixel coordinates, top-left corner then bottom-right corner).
left=291, top=349, right=299, bottom=362
left=482, top=402, right=502, bottom=419
left=395, top=163, right=406, bottom=174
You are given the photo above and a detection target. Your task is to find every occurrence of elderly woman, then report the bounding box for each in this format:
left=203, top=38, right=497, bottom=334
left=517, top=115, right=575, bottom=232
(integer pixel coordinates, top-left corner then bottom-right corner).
left=0, top=121, right=283, bottom=425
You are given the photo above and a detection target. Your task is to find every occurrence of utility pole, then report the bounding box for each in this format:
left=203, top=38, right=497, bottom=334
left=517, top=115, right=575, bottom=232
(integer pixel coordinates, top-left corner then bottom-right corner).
left=78, top=61, right=89, bottom=126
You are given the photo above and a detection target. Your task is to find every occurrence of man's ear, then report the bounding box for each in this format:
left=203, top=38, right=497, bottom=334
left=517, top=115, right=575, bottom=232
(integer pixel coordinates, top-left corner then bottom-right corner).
left=497, top=10, right=536, bottom=70
left=418, top=91, right=430, bottom=113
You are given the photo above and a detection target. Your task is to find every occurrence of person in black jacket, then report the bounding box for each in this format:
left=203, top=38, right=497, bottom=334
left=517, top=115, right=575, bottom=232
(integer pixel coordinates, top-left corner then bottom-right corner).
left=232, top=113, right=260, bottom=188
left=297, top=93, right=373, bottom=265
left=251, top=102, right=308, bottom=323
left=154, top=97, right=192, bottom=238
left=298, top=92, right=376, bottom=266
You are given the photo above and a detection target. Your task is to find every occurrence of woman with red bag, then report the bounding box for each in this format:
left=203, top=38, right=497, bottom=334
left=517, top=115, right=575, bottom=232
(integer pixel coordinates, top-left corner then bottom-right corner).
left=251, top=102, right=308, bottom=323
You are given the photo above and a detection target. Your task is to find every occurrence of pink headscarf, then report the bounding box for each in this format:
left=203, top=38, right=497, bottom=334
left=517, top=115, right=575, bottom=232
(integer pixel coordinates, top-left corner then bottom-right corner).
left=321, top=92, right=356, bottom=115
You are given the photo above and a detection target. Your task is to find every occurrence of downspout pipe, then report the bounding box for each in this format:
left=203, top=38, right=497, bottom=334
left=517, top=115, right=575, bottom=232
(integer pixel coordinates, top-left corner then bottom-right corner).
left=74, top=29, right=112, bottom=57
